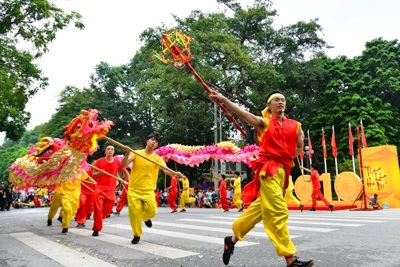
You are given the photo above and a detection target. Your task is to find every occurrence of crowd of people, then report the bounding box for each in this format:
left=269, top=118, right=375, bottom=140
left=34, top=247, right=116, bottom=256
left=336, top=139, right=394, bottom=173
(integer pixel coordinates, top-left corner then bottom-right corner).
left=0, top=172, right=241, bottom=212
left=0, top=182, right=53, bottom=210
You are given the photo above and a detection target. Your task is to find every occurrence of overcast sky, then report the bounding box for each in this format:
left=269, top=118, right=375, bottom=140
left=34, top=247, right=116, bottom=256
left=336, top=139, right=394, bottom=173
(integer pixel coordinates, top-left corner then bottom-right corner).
left=1, top=0, right=399, bottom=144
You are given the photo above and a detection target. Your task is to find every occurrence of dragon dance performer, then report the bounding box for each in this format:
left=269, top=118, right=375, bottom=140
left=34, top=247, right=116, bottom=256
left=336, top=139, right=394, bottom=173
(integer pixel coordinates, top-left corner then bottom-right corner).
left=121, top=133, right=183, bottom=244
left=76, top=162, right=97, bottom=227
left=229, top=170, right=244, bottom=212
left=301, top=164, right=333, bottom=212
left=166, top=175, right=179, bottom=213
left=209, top=90, right=314, bottom=267
left=58, top=171, right=89, bottom=234
left=113, top=168, right=130, bottom=216
left=91, top=145, right=129, bottom=237
left=179, top=172, right=196, bottom=212
left=284, top=176, right=304, bottom=212
left=214, top=174, right=229, bottom=212
left=47, top=183, right=62, bottom=226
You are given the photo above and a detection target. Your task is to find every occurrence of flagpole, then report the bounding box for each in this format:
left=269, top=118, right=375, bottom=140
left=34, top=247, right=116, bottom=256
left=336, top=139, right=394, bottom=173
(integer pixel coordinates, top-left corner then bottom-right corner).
left=349, top=123, right=356, bottom=173
left=357, top=124, right=368, bottom=209
left=322, top=127, right=327, bottom=173
left=332, top=126, right=338, bottom=177
left=307, top=130, right=312, bottom=165
left=331, top=125, right=340, bottom=201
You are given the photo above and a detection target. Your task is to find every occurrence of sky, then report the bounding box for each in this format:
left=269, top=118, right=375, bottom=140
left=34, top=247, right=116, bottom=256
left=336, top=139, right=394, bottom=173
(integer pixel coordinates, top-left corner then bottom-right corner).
left=1, top=0, right=400, bottom=144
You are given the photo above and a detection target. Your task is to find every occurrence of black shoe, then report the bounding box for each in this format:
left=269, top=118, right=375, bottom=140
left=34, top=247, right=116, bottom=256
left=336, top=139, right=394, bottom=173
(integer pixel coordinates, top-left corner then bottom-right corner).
left=238, top=208, right=244, bottom=212
left=131, top=236, right=140, bottom=244
left=77, top=223, right=85, bottom=228
left=300, top=204, right=304, bottom=212
left=57, top=215, right=63, bottom=223
left=287, top=256, right=314, bottom=267
left=92, top=231, right=99, bottom=237
left=171, top=210, right=177, bottom=213
left=114, top=211, right=120, bottom=216
left=145, top=219, right=152, bottom=228
left=223, top=210, right=229, bottom=212
left=329, top=205, right=334, bottom=212
left=179, top=209, right=186, bottom=212
left=105, top=214, right=111, bottom=218
left=309, top=207, right=315, bottom=211
left=62, top=228, right=68, bottom=235
left=47, top=219, right=52, bottom=226
left=222, top=236, right=235, bottom=265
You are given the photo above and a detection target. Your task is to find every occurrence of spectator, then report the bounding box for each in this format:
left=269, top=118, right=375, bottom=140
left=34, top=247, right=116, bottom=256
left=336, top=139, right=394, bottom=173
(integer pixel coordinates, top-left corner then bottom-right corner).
left=369, top=194, right=380, bottom=209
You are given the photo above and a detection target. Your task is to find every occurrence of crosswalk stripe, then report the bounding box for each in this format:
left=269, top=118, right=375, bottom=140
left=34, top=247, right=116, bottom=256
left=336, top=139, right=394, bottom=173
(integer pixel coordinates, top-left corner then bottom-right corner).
left=179, top=218, right=337, bottom=233
left=296, top=214, right=400, bottom=220
left=11, top=232, right=116, bottom=267
left=108, top=224, right=258, bottom=247
left=152, top=221, right=301, bottom=239
left=207, top=215, right=365, bottom=226
left=289, top=216, right=385, bottom=223
left=288, top=221, right=364, bottom=227
left=69, top=228, right=198, bottom=259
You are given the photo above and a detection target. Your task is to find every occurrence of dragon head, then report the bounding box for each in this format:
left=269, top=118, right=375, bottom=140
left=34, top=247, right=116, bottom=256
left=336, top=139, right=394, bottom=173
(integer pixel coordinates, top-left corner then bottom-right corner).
left=28, top=137, right=66, bottom=164
left=63, top=109, right=114, bottom=155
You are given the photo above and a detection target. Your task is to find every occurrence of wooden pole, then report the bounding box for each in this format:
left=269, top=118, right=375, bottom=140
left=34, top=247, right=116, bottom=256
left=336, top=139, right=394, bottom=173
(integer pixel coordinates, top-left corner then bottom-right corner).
left=102, top=136, right=180, bottom=176
left=296, top=156, right=307, bottom=182
left=89, top=164, right=128, bottom=184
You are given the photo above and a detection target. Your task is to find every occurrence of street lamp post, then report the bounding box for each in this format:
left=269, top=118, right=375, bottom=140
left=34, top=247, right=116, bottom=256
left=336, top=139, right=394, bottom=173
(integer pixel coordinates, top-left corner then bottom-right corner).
left=213, top=102, right=219, bottom=188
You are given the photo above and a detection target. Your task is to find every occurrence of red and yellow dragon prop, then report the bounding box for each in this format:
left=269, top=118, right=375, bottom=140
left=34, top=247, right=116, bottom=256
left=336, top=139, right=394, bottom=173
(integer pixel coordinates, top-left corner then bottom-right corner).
left=8, top=109, right=114, bottom=186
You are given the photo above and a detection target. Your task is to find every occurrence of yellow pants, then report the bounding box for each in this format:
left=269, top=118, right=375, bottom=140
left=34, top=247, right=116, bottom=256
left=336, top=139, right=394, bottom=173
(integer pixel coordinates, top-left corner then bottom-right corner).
left=60, top=194, right=79, bottom=229
left=232, top=167, right=297, bottom=257
left=179, top=190, right=195, bottom=209
left=47, top=192, right=61, bottom=219
left=233, top=192, right=243, bottom=209
left=284, top=190, right=301, bottom=206
left=127, top=188, right=157, bottom=237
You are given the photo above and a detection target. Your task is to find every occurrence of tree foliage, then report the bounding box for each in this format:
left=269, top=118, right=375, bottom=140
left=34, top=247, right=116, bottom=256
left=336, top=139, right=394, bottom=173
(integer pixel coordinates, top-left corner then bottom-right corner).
left=310, top=38, right=400, bottom=171
left=136, top=0, right=329, bottom=145
left=2, top=0, right=399, bottom=185
left=0, top=0, right=84, bottom=140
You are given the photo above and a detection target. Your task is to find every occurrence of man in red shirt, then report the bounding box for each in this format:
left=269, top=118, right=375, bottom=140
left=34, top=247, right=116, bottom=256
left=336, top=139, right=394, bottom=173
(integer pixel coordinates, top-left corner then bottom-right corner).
left=91, top=145, right=129, bottom=236
left=76, top=162, right=96, bottom=227
left=214, top=174, right=229, bottom=212
left=113, top=168, right=130, bottom=216
left=210, top=90, right=313, bottom=267
left=301, top=163, right=333, bottom=212
left=167, top=175, right=178, bottom=213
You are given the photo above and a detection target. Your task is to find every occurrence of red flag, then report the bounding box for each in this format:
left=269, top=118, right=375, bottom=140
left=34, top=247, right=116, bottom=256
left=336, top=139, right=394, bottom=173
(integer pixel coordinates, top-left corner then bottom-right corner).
left=307, top=130, right=312, bottom=159
left=322, top=128, right=327, bottom=158
left=361, top=120, right=368, bottom=148
left=299, top=151, right=305, bottom=161
left=349, top=123, right=354, bottom=156
left=331, top=126, right=338, bottom=158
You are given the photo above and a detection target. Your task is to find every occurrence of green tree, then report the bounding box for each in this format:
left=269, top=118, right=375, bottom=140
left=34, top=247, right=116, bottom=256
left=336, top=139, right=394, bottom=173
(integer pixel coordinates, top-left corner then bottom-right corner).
left=0, top=129, right=38, bottom=183
left=135, top=0, right=329, bottom=145
left=0, top=0, right=84, bottom=140
left=310, top=38, right=400, bottom=173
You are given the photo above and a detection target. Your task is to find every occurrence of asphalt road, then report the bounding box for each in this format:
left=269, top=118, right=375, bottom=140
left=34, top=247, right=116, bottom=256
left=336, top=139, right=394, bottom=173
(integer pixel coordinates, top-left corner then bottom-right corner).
left=1, top=206, right=399, bottom=267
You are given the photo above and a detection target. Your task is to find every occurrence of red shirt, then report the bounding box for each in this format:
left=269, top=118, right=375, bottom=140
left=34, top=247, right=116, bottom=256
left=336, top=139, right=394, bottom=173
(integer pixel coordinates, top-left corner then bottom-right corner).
left=94, top=157, right=124, bottom=192
left=220, top=180, right=227, bottom=198
left=170, top=176, right=178, bottom=193
left=242, top=116, right=300, bottom=203
left=310, top=170, right=321, bottom=190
